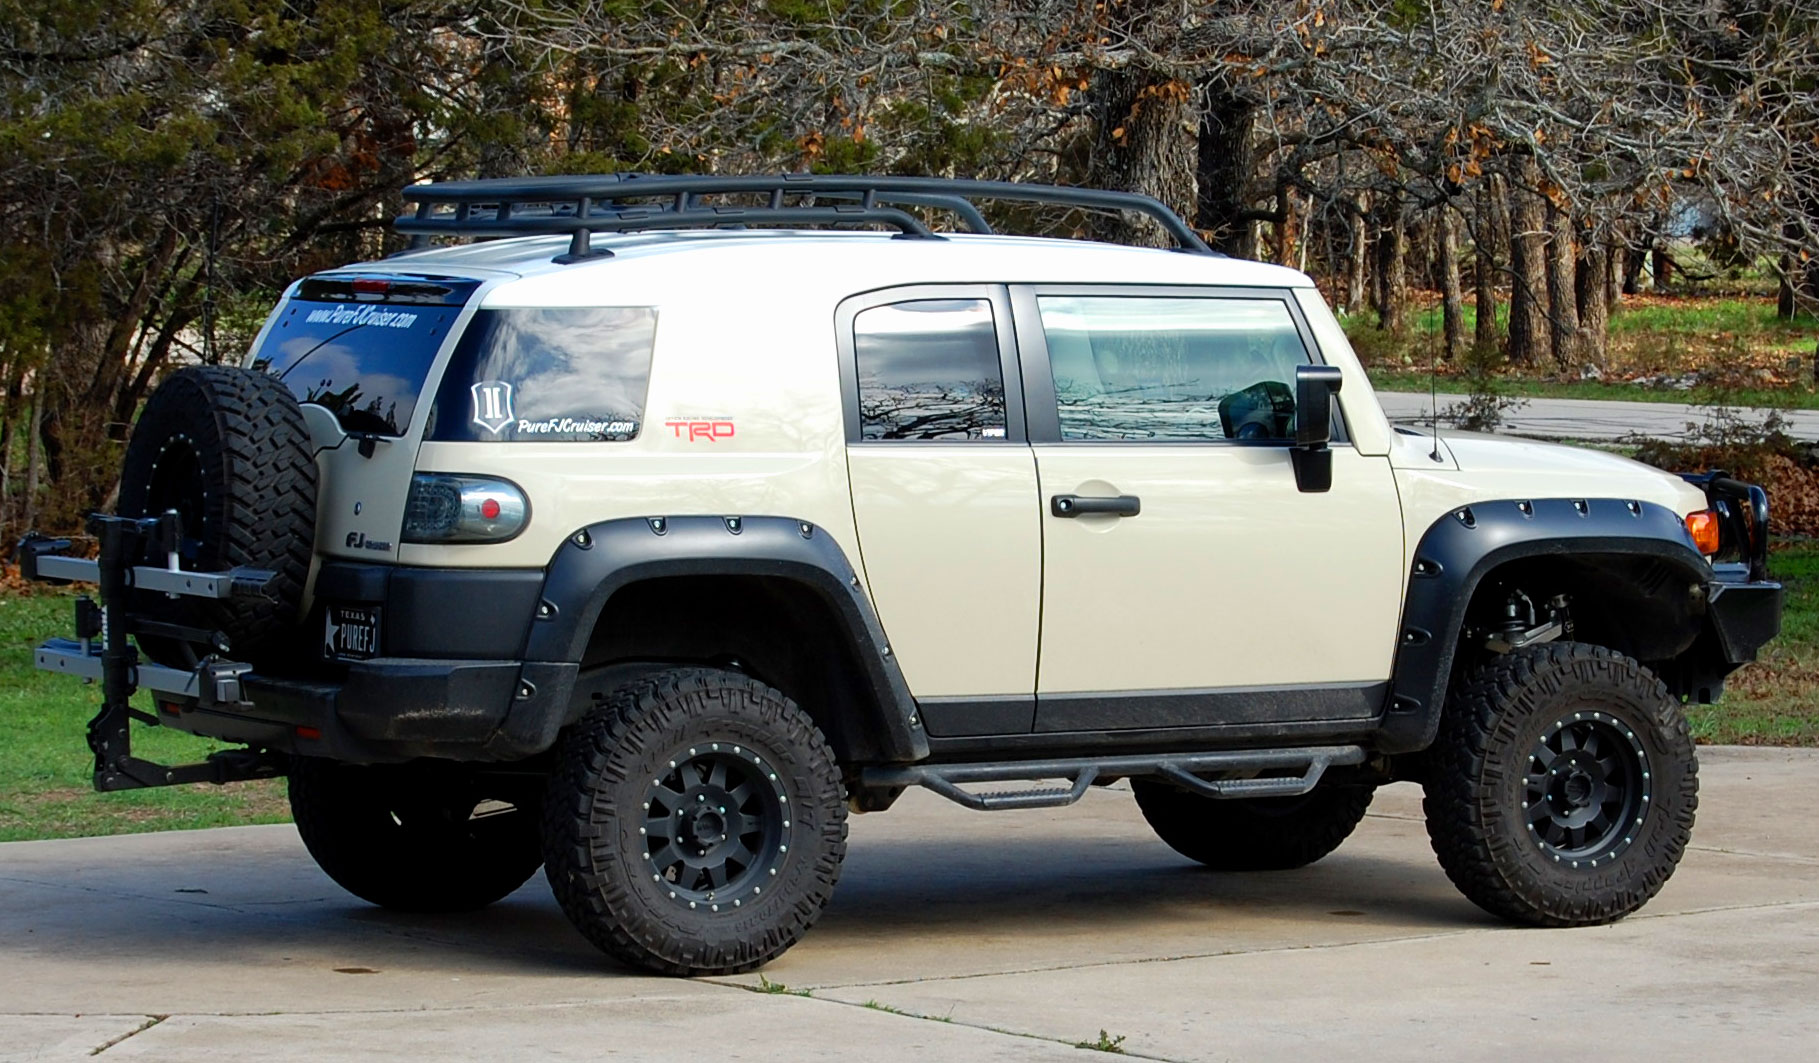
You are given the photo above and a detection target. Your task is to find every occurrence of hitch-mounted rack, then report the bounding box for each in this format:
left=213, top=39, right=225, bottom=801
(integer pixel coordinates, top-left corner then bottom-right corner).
left=19, top=513, right=286, bottom=791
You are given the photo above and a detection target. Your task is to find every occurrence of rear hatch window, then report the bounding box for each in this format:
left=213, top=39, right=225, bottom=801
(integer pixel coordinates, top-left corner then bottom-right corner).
left=426, top=307, right=658, bottom=442
left=252, top=274, right=480, bottom=436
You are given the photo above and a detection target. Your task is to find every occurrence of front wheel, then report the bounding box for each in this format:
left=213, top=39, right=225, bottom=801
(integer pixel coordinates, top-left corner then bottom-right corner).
left=1423, top=642, right=1698, bottom=926
left=542, top=668, right=847, bottom=976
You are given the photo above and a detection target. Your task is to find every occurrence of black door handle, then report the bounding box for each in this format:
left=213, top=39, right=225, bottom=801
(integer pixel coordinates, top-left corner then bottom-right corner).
left=1051, top=494, right=1141, bottom=518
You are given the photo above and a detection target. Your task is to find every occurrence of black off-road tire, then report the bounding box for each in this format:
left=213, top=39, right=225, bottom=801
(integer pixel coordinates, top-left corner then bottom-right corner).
left=288, top=758, right=544, bottom=912
left=542, top=668, right=847, bottom=976
left=1423, top=642, right=1698, bottom=926
left=1132, top=779, right=1377, bottom=871
left=117, top=365, right=315, bottom=666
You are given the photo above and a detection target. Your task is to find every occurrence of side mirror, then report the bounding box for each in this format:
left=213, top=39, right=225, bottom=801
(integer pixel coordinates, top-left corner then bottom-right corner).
left=1292, top=364, right=1344, bottom=493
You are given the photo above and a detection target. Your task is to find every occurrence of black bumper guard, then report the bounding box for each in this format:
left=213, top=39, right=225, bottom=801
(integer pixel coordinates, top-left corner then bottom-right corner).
left=17, top=513, right=286, bottom=791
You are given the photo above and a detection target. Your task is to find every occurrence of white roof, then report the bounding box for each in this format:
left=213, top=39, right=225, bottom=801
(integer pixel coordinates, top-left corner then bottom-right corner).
left=364, top=229, right=1314, bottom=308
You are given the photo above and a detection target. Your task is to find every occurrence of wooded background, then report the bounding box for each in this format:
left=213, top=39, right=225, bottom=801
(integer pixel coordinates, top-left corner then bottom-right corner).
left=2, top=0, right=1816, bottom=537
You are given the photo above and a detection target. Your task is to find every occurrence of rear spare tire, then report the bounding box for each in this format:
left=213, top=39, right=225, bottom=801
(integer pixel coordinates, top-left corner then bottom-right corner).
left=116, top=366, right=316, bottom=665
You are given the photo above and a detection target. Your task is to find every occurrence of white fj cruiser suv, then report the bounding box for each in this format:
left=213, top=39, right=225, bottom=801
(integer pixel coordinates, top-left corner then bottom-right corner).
left=23, top=175, right=1782, bottom=976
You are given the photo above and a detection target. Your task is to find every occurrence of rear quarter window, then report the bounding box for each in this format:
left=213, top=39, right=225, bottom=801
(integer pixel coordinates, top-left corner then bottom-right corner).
left=427, top=307, right=658, bottom=442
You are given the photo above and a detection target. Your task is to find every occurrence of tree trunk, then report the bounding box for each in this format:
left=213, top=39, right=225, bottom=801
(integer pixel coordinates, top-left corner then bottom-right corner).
left=1575, top=222, right=1610, bottom=368
left=1345, top=193, right=1370, bottom=315
left=1473, top=178, right=1504, bottom=359
left=1087, top=71, right=1197, bottom=248
left=1438, top=206, right=1466, bottom=361
left=1651, top=244, right=1671, bottom=293
left=1547, top=204, right=1581, bottom=369
left=1275, top=185, right=1300, bottom=266
left=1782, top=251, right=1800, bottom=321
left=1505, top=159, right=1550, bottom=367
left=22, top=385, right=42, bottom=533
left=1376, top=192, right=1409, bottom=335
left=1622, top=242, right=1647, bottom=295
left=1605, top=234, right=1622, bottom=311
left=1193, top=93, right=1256, bottom=257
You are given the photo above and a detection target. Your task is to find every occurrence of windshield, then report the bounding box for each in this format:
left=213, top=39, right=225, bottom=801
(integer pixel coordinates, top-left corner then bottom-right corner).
left=251, top=275, right=479, bottom=436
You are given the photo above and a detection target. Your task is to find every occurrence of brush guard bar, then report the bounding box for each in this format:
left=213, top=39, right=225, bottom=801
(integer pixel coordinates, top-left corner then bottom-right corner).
left=1683, top=470, right=1771, bottom=582
left=16, top=513, right=286, bottom=791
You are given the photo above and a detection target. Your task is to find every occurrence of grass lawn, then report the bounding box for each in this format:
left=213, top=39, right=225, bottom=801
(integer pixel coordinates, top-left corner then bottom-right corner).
left=1689, top=541, right=1819, bottom=745
left=1364, top=367, right=1819, bottom=411
left=1354, top=294, right=1819, bottom=410
left=0, top=593, right=289, bottom=843
left=1, top=542, right=1813, bottom=841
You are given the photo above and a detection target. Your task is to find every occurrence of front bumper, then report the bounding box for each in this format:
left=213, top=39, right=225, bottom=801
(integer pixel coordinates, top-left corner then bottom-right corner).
left=1706, top=565, right=1782, bottom=666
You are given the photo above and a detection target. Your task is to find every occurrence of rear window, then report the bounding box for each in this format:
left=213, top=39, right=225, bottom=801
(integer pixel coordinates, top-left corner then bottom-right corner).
left=252, top=275, right=476, bottom=436
left=426, top=307, right=658, bottom=442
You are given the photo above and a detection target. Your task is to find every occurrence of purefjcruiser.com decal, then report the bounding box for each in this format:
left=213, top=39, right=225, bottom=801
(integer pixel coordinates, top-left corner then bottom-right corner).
left=471, top=380, right=515, bottom=435
left=515, top=416, right=639, bottom=437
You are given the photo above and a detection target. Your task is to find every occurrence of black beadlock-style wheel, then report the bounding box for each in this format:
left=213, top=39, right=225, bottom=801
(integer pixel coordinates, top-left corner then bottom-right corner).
left=1131, top=779, right=1377, bottom=871
left=116, top=365, right=316, bottom=666
left=542, top=668, right=847, bottom=976
left=1424, top=641, right=1698, bottom=927
left=287, top=758, right=544, bottom=913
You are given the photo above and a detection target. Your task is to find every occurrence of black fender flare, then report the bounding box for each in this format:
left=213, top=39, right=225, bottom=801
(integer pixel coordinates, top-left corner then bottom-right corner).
left=1379, top=497, right=1709, bottom=754
left=511, top=514, right=928, bottom=763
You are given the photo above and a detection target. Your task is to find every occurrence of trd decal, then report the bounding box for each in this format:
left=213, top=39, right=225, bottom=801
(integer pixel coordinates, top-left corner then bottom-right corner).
left=471, top=380, right=515, bottom=435
left=665, top=419, right=736, bottom=442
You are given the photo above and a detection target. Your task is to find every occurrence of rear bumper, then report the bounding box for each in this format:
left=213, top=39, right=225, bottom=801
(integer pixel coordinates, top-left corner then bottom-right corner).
left=226, top=658, right=580, bottom=762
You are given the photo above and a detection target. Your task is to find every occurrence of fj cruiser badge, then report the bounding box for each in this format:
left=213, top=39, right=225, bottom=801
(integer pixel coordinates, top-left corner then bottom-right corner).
left=471, top=380, right=515, bottom=435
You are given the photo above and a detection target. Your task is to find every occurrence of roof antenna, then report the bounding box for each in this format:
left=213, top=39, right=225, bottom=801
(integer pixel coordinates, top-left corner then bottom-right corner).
left=1430, top=338, right=1442, bottom=461
left=1429, top=269, right=1443, bottom=462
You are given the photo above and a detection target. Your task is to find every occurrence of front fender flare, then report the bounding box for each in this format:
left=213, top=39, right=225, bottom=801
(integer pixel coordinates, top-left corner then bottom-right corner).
left=1379, top=497, right=1708, bottom=754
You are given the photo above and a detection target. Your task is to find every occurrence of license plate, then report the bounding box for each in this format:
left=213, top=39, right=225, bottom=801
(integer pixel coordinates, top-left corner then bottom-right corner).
left=323, top=605, right=381, bottom=660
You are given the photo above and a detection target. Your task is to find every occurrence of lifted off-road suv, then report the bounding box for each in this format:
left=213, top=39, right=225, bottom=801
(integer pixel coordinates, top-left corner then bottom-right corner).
left=22, top=175, right=1782, bottom=975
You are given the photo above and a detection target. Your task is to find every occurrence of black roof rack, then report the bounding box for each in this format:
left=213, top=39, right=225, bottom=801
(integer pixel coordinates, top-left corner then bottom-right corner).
left=393, top=173, right=1216, bottom=262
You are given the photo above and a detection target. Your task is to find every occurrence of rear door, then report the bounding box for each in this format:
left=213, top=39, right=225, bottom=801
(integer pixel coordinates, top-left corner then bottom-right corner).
left=1012, top=285, right=1404, bottom=733
left=839, top=285, right=1041, bottom=736
left=248, top=272, right=485, bottom=565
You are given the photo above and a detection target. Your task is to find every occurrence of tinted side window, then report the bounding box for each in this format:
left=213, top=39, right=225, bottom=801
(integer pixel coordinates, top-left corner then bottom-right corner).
left=854, top=299, right=1006, bottom=441
left=1037, top=296, right=1311, bottom=442
left=428, top=307, right=657, bottom=442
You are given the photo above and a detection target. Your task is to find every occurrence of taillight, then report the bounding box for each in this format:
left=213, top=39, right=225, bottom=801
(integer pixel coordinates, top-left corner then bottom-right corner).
left=1685, top=509, right=1721, bottom=555
left=402, top=474, right=528, bottom=543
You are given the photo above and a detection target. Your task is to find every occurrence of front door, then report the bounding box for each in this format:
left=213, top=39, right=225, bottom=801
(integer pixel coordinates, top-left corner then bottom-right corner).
left=1012, top=287, right=1404, bottom=733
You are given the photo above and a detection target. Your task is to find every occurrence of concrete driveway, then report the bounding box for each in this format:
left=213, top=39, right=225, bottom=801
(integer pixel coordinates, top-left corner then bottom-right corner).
left=2, top=746, right=1815, bottom=1062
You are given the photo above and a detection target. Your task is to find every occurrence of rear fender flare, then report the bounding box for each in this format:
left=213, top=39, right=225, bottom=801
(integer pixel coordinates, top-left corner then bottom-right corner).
left=522, top=515, right=928, bottom=762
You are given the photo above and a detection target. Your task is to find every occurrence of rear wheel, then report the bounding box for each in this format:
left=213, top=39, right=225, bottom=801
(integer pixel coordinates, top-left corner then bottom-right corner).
left=1423, top=642, right=1698, bottom=926
left=288, top=758, right=544, bottom=912
left=1132, top=779, right=1376, bottom=870
left=542, top=668, right=847, bottom=976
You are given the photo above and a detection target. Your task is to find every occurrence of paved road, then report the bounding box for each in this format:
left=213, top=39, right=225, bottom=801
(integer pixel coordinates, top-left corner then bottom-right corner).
left=2, top=746, right=1816, bottom=1061
left=1378, top=390, right=1819, bottom=442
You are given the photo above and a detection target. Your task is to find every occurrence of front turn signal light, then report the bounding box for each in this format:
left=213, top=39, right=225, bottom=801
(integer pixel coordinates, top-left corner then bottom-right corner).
left=1685, top=509, right=1721, bottom=555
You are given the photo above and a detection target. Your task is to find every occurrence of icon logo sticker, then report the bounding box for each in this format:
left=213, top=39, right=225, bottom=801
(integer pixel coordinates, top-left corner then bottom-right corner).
left=471, top=381, right=515, bottom=435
